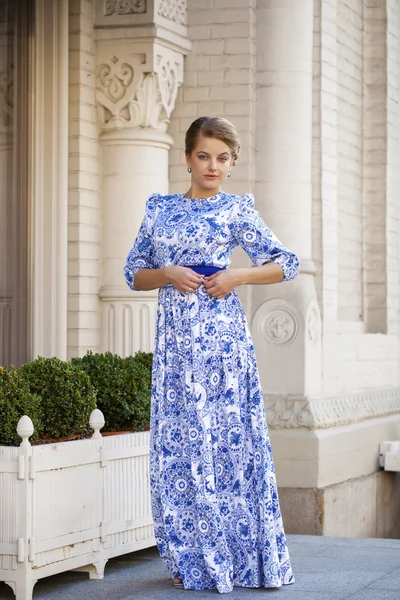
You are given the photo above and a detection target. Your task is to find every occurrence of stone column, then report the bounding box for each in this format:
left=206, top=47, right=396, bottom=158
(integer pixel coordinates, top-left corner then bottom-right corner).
left=95, top=1, right=190, bottom=356
left=0, top=3, right=13, bottom=365
left=253, top=0, right=322, bottom=415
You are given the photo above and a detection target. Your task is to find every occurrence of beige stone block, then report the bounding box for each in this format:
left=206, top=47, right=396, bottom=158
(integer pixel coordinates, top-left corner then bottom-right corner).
left=223, top=101, right=253, bottom=115
left=324, top=475, right=377, bottom=537
left=198, top=70, right=224, bottom=86
left=183, top=86, right=210, bottom=103
left=197, top=101, right=225, bottom=115
left=69, top=32, right=93, bottom=53
left=224, top=69, right=253, bottom=85
left=68, top=223, right=99, bottom=245
left=68, top=171, right=99, bottom=192
left=214, top=0, right=252, bottom=7
left=188, top=25, right=212, bottom=40
left=185, top=54, right=209, bottom=71
left=68, top=293, right=100, bottom=313
left=376, top=470, right=400, bottom=538
left=69, top=14, right=93, bottom=36
left=211, top=23, right=251, bottom=39
left=210, top=85, right=252, bottom=101
left=191, top=39, right=225, bottom=55
left=69, top=82, right=96, bottom=105
left=67, top=258, right=99, bottom=278
left=191, top=9, right=251, bottom=25
left=69, top=120, right=98, bottom=140
left=183, top=71, right=197, bottom=87
left=189, top=0, right=214, bottom=9
left=225, top=38, right=252, bottom=55
left=278, top=488, right=324, bottom=535
left=280, top=471, right=400, bottom=538
left=67, top=329, right=99, bottom=348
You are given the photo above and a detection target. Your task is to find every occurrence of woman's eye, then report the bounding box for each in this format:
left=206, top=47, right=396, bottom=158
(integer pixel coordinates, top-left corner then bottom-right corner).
left=219, top=157, right=228, bottom=162
left=199, top=155, right=207, bottom=160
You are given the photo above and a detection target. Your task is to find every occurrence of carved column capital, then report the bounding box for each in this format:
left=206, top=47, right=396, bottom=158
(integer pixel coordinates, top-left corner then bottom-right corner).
left=95, top=47, right=183, bottom=132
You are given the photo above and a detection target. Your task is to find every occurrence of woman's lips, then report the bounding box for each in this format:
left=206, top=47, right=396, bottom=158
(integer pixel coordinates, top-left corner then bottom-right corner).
left=205, top=175, right=218, bottom=179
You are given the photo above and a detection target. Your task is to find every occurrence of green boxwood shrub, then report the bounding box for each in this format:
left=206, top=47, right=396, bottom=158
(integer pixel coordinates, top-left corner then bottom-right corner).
left=20, top=357, right=96, bottom=440
left=71, top=351, right=152, bottom=433
left=133, top=351, right=153, bottom=373
left=0, top=366, right=43, bottom=446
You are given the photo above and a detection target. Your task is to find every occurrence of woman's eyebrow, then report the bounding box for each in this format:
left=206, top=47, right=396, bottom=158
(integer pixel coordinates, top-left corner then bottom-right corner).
left=196, top=150, right=230, bottom=156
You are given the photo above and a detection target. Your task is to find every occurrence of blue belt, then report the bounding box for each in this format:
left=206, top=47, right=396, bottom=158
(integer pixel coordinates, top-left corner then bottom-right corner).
left=182, top=265, right=226, bottom=276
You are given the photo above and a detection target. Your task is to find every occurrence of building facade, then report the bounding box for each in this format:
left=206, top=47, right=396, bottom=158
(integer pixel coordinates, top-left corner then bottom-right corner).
left=1, top=0, right=400, bottom=536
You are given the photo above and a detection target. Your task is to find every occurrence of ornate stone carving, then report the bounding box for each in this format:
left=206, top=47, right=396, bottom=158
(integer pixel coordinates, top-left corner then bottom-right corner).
left=265, top=388, right=400, bottom=429
left=104, top=0, right=146, bottom=15
left=156, top=54, right=181, bottom=118
left=96, top=53, right=183, bottom=131
left=96, top=56, right=143, bottom=127
left=158, top=0, right=187, bottom=25
left=262, top=308, right=298, bottom=345
left=0, top=66, right=13, bottom=134
left=306, top=304, right=320, bottom=345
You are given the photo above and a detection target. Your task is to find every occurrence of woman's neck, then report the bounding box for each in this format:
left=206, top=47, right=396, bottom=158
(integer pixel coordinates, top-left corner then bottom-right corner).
left=184, top=183, right=221, bottom=199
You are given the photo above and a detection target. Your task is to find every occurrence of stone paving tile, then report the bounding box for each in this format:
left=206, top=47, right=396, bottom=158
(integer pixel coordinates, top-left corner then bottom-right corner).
left=268, top=571, right=386, bottom=595
left=290, top=535, right=400, bottom=550
left=1, top=536, right=400, bottom=600
left=290, top=549, right=400, bottom=574
left=368, top=566, right=400, bottom=589
left=346, top=591, right=400, bottom=600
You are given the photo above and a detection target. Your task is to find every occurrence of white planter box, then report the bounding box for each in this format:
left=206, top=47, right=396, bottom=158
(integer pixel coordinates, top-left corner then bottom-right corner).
left=0, top=411, right=155, bottom=600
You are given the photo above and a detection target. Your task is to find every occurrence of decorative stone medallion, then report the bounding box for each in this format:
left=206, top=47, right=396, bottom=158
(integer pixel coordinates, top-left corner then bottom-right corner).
left=263, top=308, right=298, bottom=345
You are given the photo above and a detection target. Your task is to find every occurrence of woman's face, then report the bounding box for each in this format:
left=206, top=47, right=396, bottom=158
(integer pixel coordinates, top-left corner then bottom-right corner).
left=186, top=136, right=233, bottom=193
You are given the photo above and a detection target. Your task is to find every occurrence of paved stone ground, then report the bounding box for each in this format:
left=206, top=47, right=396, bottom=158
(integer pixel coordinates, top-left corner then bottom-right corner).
left=1, top=535, right=400, bottom=600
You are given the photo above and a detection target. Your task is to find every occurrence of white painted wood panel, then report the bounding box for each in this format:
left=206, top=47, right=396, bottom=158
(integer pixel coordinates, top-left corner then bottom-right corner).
left=0, top=412, right=155, bottom=600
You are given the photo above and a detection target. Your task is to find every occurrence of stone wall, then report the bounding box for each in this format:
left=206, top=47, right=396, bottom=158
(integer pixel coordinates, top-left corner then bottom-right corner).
left=168, top=0, right=257, bottom=312
left=68, top=0, right=101, bottom=358
left=336, top=0, right=363, bottom=323
left=314, top=0, right=400, bottom=396
left=169, top=0, right=256, bottom=198
left=64, top=0, right=400, bottom=537
left=279, top=471, right=400, bottom=538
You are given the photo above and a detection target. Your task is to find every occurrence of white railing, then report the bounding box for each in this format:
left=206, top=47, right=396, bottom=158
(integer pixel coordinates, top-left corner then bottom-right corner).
left=0, top=410, right=155, bottom=600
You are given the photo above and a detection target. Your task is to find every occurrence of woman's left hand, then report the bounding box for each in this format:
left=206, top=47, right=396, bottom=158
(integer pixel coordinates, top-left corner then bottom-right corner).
left=203, top=270, right=241, bottom=300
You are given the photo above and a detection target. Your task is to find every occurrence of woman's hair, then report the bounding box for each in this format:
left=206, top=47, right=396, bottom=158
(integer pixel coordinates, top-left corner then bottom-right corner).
left=185, top=116, right=241, bottom=165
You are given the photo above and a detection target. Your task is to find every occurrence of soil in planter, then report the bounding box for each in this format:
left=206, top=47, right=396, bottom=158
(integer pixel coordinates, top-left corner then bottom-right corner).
left=31, top=426, right=151, bottom=444
left=31, top=432, right=92, bottom=445
left=102, top=424, right=150, bottom=435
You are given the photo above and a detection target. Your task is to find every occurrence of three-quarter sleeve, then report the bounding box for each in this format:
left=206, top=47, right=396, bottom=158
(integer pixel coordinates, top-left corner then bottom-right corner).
left=124, top=194, right=159, bottom=291
left=230, top=193, right=300, bottom=281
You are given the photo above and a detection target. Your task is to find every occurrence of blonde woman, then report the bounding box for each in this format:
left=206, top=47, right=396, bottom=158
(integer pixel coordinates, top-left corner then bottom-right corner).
left=124, top=117, right=299, bottom=593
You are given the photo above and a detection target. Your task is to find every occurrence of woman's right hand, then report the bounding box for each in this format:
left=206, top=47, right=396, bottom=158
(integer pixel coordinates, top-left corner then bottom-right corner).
left=165, top=266, right=204, bottom=294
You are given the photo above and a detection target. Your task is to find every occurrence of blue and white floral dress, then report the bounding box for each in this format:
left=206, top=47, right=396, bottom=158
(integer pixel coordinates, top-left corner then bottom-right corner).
left=124, top=191, right=300, bottom=593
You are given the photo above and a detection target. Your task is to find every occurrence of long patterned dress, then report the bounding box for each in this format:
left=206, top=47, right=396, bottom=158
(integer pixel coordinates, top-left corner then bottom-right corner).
left=124, top=191, right=300, bottom=593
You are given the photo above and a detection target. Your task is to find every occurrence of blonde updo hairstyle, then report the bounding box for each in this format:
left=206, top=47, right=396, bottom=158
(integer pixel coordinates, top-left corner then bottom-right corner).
left=185, top=116, right=241, bottom=166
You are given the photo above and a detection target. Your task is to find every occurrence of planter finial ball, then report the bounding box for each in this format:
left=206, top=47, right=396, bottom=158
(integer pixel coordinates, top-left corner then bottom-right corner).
left=90, top=409, right=105, bottom=439
left=17, top=416, right=34, bottom=446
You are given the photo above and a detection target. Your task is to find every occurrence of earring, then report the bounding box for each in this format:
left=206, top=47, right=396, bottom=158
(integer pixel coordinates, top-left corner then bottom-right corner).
left=187, top=166, right=192, bottom=173
left=228, top=171, right=232, bottom=178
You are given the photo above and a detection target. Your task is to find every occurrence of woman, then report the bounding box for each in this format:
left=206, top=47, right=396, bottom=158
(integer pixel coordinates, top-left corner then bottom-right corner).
left=124, top=116, right=300, bottom=593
